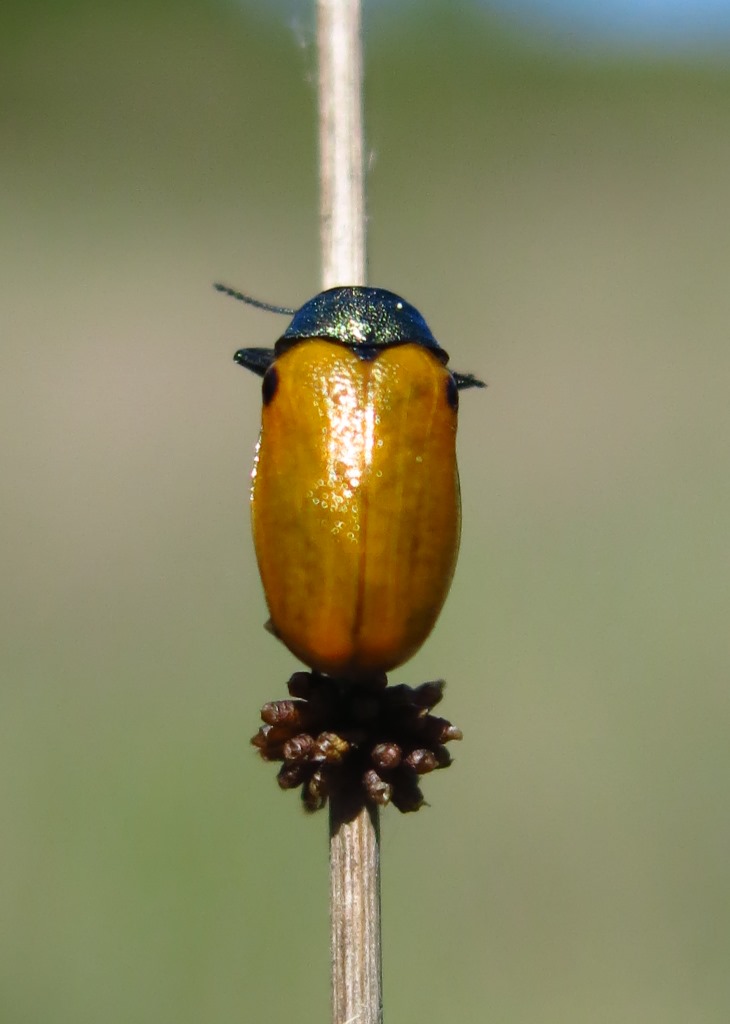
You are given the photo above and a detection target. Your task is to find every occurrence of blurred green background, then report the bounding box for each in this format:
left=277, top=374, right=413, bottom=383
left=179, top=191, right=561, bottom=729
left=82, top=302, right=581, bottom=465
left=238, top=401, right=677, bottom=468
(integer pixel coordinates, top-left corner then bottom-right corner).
left=3, top=2, right=730, bottom=1021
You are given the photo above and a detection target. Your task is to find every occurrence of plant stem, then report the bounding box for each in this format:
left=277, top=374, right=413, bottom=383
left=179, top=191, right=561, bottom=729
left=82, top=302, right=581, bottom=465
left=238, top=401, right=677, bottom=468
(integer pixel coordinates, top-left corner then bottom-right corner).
left=317, top=0, right=366, bottom=288
left=329, top=797, right=382, bottom=1024
left=317, top=2, right=382, bottom=1022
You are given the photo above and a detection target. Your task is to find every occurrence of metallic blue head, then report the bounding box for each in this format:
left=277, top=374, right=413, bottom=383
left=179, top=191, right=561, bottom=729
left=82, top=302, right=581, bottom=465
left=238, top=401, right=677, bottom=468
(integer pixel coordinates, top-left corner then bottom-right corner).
left=223, top=281, right=486, bottom=389
left=276, top=287, right=445, bottom=359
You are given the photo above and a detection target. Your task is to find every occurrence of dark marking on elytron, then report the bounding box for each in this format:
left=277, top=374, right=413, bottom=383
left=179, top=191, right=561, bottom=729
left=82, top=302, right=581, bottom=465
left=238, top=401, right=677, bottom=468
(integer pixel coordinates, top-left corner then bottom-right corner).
left=352, top=344, right=380, bottom=361
left=446, top=374, right=459, bottom=411
left=262, top=366, right=279, bottom=406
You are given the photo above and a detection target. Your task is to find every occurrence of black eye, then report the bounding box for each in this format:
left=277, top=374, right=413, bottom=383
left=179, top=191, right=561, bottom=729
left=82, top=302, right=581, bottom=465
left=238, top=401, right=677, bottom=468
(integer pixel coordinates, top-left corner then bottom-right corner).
left=262, top=366, right=279, bottom=406
left=445, top=374, right=459, bottom=411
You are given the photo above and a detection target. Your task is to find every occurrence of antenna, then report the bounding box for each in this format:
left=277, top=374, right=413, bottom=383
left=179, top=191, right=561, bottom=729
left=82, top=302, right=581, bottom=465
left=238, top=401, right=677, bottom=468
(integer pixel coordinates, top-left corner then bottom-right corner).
left=214, top=282, right=296, bottom=316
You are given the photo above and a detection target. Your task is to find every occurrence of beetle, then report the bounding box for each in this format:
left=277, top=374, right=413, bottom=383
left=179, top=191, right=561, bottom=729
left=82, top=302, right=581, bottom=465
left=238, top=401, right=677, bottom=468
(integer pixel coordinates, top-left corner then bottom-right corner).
left=218, top=282, right=485, bottom=679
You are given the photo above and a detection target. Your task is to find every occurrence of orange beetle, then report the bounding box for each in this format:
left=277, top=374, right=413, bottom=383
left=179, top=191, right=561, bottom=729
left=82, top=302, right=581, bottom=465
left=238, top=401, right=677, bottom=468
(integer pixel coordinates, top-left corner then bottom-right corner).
left=221, top=284, right=484, bottom=678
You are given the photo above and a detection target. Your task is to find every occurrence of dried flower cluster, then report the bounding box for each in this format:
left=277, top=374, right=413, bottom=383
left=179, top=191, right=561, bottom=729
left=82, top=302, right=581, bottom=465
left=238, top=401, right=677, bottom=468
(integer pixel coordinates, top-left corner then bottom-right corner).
left=251, top=671, right=462, bottom=813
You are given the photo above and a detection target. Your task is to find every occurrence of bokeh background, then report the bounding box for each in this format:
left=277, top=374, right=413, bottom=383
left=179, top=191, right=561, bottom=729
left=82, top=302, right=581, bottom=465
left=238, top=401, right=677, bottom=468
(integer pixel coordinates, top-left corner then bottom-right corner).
left=3, top=2, right=730, bottom=1021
